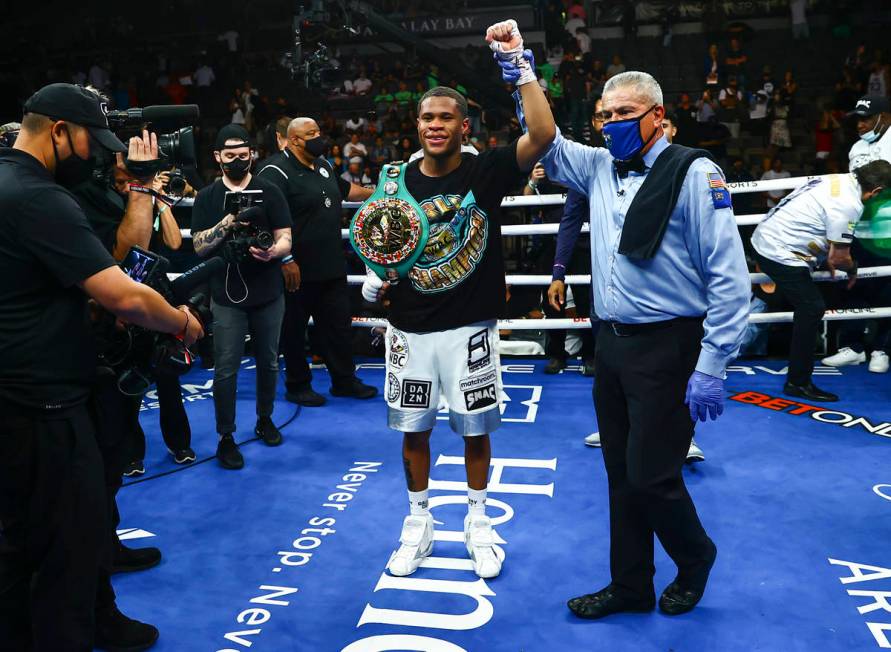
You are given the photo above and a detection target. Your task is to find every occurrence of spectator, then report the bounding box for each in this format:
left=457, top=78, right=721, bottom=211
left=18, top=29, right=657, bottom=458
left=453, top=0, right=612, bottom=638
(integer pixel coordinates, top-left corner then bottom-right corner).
left=834, top=67, right=862, bottom=111
left=781, top=70, right=799, bottom=114
left=662, top=3, right=679, bottom=47
left=790, top=0, right=809, bottom=40
left=88, top=60, right=110, bottom=90
left=761, top=157, right=792, bottom=209
left=567, top=1, right=586, bottom=21
left=696, top=88, right=718, bottom=124
left=374, top=85, right=394, bottom=112
left=575, top=27, right=591, bottom=55
left=396, top=136, right=414, bottom=161
left=229, top=98, right=245, bottom=125
left=345, top=113, right=367, bottom=135
left=724, top=37, right=749, bottom=86
left=748, top=89, right=770, bottom=145
left=606, top=54, right=626, bottom=79
left=241, top=80, right=259, bottom=131
left=341, top=157, right=371, bottom=186
left=769, top=90, right=792, bottom=152
left=352, top=68, right=373, bottom=96
left=697, top=115, right=731, bottom=164
left=674, top=92, right=700, bottom=146
left=565, top=12, right=585, bottom=37
left=726, top=158, right=757, bottom=216
left=394, top=81, right=413, bottom=109
left=327, top=143, right=346, bottom=173
left=759, top=65, right=777, bottom=95
left=815, top=108, right=840, bottom=174
left=704, top=43, right=721, bottom=87
left=217, top=29, right=239, bottom=53
left=412, top=81, right=426, bottom=105
left=193, top=61, right=215, bottom=87
left=867, top=56, right=891, bottom=99
left=718, top=76, right=743, bottom=139
left=369, top=135, right=393, bottom=169
left=343, top=132, right=368, bottom=159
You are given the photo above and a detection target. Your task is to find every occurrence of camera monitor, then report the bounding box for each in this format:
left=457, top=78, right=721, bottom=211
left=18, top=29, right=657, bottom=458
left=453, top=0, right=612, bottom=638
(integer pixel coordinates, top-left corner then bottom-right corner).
left=121, top=246, right=162, bottom=284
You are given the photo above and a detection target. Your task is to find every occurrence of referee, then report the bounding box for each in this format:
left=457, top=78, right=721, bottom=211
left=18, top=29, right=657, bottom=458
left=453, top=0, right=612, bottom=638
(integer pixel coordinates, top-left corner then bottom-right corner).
left=0, top=83, right=203, bottom=651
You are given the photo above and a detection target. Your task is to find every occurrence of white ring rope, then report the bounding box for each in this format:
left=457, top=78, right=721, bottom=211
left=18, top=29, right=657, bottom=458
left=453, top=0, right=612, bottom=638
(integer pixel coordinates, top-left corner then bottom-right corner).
left=344, top=307, right=891, bottom=330
left=177, top=174, right=824, bottom=239
left=170, top=173, right=891, bottom=327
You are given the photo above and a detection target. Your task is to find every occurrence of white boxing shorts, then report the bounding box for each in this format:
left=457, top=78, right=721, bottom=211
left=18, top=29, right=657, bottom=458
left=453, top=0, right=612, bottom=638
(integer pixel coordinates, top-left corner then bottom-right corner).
left=385, top=320, right=502, bottom=436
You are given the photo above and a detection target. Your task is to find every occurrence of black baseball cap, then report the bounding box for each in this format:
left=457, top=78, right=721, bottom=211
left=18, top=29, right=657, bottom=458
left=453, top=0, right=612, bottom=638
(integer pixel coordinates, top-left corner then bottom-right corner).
left=849, top=95, right=891, bottom=118
left=214, top=124, right=252, bottom=151
left=23, top=83, right=126, bottom=152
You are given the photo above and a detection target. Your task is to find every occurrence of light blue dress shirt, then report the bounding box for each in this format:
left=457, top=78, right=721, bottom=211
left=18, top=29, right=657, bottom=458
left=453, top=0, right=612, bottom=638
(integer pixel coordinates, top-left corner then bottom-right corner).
left=542, top=131, right=751, bottom=378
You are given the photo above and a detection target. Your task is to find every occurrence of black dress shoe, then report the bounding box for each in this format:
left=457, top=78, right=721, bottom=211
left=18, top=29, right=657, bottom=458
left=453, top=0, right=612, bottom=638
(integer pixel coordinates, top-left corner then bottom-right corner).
left=330, top=379, right=378, bottom=399
left=112, top=543, right=161, bottom=574
left=285, top=387, right=327, bottom=407
left=783, top=381, right=838, bottom=402
left=582, top=358, right=596, bottom=377
left=567, top=585, right=655, bottom=619
left=216, top=434, right=244, bottom=470
left=544, top=357, right=566, bottom=375
left=659, top=539, right=717, bottom=616
left=255, top=416, right=283, bottom=447
left=95, top=605, right=159, bottom=651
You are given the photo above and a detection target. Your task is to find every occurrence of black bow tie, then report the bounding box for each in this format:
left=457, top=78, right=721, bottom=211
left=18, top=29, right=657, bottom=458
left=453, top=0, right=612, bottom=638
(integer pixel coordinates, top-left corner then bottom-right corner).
left=613, top=157, right=647, bottom=178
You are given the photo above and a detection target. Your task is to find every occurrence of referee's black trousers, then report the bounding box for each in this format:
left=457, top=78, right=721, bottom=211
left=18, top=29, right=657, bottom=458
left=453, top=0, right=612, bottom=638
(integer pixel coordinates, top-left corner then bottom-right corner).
left=280, top=277, right=358, bottom=391
left=754, top=252, right=825, bottom=386
left=594, top=318, right=712, bottom=599
left=0, top=402, right=106, bottom=652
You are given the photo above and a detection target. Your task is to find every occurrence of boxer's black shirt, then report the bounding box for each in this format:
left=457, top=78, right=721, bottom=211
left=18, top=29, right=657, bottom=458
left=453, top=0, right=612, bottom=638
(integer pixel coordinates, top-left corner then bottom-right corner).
left=0, top=148, right=117, bottom=410
left=389, top=141, right=524, bottom=333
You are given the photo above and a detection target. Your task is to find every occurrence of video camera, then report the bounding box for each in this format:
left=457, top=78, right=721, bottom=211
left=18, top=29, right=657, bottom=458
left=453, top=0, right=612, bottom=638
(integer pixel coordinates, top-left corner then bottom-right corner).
left=93, top=104, right=200, bottom=186
left=96, top=246, right=222, bottom=396
left=222, top=190, right=274, bottom=263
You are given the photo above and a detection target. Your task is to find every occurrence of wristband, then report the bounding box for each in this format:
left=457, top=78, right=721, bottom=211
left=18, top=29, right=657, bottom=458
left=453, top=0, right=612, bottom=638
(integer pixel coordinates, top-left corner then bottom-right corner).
left=527, top=179, right=538, bottom=191
left=178, top=309, right=190, bottom=338
left=552, top=264, right=566, bottom=282
left=281, top=255, right=294, bottom=264
left=128, top=183, right=152, bottom=195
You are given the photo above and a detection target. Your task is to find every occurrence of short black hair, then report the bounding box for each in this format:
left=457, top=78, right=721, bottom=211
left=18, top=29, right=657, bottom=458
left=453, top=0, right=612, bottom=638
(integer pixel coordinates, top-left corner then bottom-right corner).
left=663, top=112, right=678, bottom=126
left=855, top=159, right=891, bottom=192
left=417, top=86, right=468, bottom=119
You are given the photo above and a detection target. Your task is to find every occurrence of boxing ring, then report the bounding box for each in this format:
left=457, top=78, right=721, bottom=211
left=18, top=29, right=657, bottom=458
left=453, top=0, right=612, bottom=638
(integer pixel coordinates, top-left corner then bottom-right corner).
left=118, top=176, right=891, bottom=651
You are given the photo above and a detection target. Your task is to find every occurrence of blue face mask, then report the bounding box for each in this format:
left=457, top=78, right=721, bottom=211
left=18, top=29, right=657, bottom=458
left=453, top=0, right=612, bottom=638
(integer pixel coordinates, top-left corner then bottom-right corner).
left=602, top=105, right=658, bottom=161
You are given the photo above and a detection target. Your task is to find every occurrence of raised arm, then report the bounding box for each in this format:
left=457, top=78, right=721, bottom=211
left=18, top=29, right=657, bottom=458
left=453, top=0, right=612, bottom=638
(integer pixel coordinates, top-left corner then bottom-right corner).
left=485, top=19, right=556, bottom=172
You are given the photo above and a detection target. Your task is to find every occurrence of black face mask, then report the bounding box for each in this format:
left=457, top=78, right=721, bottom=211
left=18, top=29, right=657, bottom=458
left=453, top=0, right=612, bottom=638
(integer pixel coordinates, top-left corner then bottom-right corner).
left=221, top=157, right=251, bottom=181
left=53, top=126, right=95, bottom=189
left=303, top=136, right=329, bottom=158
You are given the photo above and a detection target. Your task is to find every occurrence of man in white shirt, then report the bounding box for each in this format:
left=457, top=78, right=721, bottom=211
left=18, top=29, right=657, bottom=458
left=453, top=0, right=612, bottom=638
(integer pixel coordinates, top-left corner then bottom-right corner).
left=352, top=73, right=373, bottom=96
left=343, top=133, right=368, bottom=159
left=848, top=95, right=891, bottom=171
left=194, top=64, right=216, bottom=87
left=751, top=161, right=891, bottom=401
left=761, top=157, right=792, bottom=208
left=575, top=27, right=591, bottom=55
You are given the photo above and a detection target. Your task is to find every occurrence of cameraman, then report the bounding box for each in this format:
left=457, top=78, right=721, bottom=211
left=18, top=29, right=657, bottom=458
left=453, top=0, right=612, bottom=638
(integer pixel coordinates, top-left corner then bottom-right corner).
left=0, top=83, right=203, bottom=652
left=191, top=125, right=292, bottom=470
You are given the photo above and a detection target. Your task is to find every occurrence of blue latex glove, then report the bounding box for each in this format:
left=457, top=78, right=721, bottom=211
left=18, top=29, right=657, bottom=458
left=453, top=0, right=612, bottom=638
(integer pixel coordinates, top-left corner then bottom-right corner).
left=493, top=49, right=535, bottom=84
left=684, top=370, right=725, bottom=422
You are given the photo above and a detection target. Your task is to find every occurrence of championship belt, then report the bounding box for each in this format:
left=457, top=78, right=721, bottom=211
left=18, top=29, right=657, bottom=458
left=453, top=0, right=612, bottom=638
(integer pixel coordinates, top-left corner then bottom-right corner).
left=349, top=162, right=429, bottom=282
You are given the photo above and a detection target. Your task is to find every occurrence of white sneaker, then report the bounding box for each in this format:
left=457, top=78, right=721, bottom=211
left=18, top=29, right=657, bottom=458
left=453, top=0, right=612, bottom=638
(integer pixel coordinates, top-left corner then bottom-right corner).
left=387, top=513, right=434, bottom=577
left=464, top=514, right=504, bottom=579
left=869, top=351, right=890, bottom=373
left=686, top=439, right=705, bottom=463
left=821, top=347, right=866, bottom=367
left=584, top=431, right=601, bottom=447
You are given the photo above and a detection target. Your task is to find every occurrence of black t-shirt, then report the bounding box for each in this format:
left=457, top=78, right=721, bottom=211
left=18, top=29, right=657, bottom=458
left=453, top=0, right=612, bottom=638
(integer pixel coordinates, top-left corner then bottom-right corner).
left=257, top=149, right=352, bottom=282
left=388, top=142, right=524, bottom=333
left=191, top=175, right=291, bottom=309
left=0, top=148, right=117, bottom=410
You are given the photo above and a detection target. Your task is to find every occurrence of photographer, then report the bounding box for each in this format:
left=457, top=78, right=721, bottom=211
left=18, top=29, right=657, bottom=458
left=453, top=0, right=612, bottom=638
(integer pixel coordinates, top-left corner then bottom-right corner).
left=0, top=83, right=203, bottom=652
left=191, top=125, right=292, bottom=470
